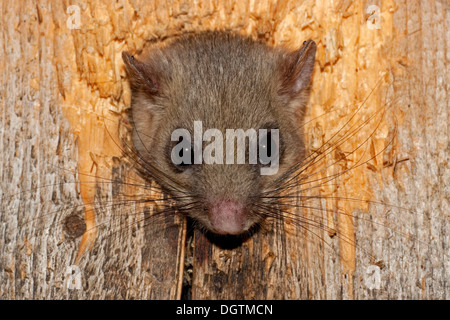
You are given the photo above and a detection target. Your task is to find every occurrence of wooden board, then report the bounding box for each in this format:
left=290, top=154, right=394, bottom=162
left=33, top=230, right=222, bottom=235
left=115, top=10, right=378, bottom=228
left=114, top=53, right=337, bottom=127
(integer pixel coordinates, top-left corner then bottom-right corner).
left=0, top=0, right=448, bottom=299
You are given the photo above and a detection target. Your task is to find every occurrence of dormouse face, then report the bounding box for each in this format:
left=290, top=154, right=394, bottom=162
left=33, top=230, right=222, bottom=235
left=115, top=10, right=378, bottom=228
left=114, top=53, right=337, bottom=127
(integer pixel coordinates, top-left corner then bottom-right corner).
left=123, top=31, right=316, bottom=237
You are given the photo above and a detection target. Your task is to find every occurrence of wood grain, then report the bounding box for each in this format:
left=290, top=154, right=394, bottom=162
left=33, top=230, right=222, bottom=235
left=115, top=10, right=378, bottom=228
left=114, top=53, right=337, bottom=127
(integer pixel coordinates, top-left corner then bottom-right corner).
left=0, top=0, right=448, bottom=299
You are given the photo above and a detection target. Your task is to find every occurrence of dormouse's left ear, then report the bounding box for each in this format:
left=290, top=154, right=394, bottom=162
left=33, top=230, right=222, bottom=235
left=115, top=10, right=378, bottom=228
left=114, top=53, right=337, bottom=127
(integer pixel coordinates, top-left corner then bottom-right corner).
left=279, top=40, right=316, bottom=102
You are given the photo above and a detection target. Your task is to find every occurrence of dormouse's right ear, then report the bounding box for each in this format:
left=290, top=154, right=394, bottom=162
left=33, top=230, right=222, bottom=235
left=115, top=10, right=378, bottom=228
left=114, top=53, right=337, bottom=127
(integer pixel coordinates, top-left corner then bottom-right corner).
left=122, top=51, right=160, bottom=95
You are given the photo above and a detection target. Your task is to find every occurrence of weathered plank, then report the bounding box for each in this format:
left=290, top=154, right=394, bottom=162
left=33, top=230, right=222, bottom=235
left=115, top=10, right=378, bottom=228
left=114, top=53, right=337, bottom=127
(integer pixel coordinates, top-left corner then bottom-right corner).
left=190, top=0, right=449, bottom=299
left=0, top=0, right=448, bottom=300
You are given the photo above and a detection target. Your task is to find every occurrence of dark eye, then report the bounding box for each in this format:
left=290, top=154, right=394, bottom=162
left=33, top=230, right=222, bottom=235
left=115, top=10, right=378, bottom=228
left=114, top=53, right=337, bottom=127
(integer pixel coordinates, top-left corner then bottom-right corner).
left=258, top=130, right=280, bottom=166
left=178, top=145, right=194, bottom=168
left=171, top=136, right=194, bottom=170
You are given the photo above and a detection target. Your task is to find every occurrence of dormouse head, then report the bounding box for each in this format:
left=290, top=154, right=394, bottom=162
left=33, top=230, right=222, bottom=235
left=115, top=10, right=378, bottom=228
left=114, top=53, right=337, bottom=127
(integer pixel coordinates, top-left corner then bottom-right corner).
left=123, top=31, right=316, bottom=238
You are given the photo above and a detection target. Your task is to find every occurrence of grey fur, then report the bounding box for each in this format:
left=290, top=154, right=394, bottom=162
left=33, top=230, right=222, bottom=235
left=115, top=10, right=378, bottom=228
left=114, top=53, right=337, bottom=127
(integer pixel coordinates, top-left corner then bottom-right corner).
left=122, top=31, right=316, bottom=235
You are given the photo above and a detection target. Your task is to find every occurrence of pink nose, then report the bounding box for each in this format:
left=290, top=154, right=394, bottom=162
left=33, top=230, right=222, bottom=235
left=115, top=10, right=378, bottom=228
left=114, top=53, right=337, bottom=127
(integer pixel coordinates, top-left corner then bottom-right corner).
left=209, top=200, right=246, bottom=235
